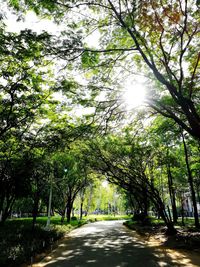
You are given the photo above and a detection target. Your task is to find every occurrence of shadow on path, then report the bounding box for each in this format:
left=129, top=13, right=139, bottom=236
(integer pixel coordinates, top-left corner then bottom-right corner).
left=33, top=221, right=200, bottom=267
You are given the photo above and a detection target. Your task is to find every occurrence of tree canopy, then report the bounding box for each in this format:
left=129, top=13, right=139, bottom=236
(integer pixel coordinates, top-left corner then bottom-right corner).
left=0, top=0, right=199, bottom=236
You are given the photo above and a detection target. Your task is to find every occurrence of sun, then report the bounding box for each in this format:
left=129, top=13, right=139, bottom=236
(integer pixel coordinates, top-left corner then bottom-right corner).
left=102, top=180, right=108, bottom=188
left=122, top=81, right=146, bottom=109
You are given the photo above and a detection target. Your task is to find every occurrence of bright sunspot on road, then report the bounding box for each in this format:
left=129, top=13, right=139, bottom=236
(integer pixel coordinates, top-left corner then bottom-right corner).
left=123, top=81, right=146, bottom=110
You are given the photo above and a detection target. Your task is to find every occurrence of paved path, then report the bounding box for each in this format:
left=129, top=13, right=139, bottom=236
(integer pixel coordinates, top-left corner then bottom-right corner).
left=33, top=220, right=200, bottom=267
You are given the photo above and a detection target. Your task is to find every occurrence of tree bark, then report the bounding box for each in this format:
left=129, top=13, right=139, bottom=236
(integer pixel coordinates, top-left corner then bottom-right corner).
left=0, top=195, right=15, bottom=225
left=32, top=194, right=39, bottom=231
left=80, top=201, right=84, bottom=220
left=167, top=163, right=178, bottom=223
left=66, top=201, right=72, bottom=223
left=86, top=185, right=93, bottom=214
left=60, top=211, right=65, bottom=225
left=180, top=195, right=185, bottom=226
left=181, top=130, right=200, bottom=228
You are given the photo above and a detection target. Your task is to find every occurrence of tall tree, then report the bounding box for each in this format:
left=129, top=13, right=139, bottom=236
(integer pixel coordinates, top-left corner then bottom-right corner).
left=86, top=132, right=177, bottom=234
left=149, top=115, right=200, bottom=227
left=14, top=0, right=200, bottom=140
left=181, top=130, right=199, bottom=228
left=52, top=149, right=89, bottom=223
left=0, top=28, right=54, bottom=138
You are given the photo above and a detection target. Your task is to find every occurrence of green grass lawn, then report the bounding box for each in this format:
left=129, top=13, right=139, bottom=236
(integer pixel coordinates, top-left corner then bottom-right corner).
left=0, top=216, right=86, bottom=267
left=123, top=216, right=197, bottom=230
left=0, top=214, right=130, bottom=267
left=86, top=214, right=131, bottom=221
left=4, top=214, right=195, bottom=267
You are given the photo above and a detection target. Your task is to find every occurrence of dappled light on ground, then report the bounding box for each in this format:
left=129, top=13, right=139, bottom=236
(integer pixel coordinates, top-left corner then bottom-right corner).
left=146, top=232, right=200, bottom=267
left=33, top=221, right=200, bottom=267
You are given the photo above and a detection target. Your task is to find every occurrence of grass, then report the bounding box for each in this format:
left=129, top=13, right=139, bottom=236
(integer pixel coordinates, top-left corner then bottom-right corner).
left=1, top=214, right=196, bottom=267
left=0, top=216, right=86, bottom=267
left=124, top=216, right=200, bottom=251
left=123, top=216, right=198, bottom=232
left=86, top=214, right=131, bottom=221
left=179, top=217, right=196, bottom=227
left=0, top=214, right=130, bottom=267
left=2, top=214, right=197, bottom=267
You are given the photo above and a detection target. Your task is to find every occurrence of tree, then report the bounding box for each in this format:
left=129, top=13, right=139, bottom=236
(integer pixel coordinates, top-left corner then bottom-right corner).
left=148, top=115, right=200, bottom=227
left=14, top=0, right=200, bottom=140
left=52, top=149, right=89, bottom=223
left=0, top=26, right=59, bottom=226
left=28, top=153, right=51, bottom=230
left=181, top=130, right=200, bottom=228
left=6, top=0, right=200, bottom=231
left=147, top=117, right=180, bottom=224
left=0, top=27, right=54, bottom=139
left=86, top=131, right=177, bottom=234
left=0, top=149, right=32, bottom=224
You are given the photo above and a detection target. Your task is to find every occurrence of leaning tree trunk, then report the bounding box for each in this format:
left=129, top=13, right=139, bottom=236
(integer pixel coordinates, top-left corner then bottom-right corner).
left=79, top=189, right=85, bottom=220
left=0, top=195, right=15, bottom=225
left=147, top=181, right=177, bottom=235
left=142, top=186, right=149, bottom=218
left=155, top=198, right=177, bottom=235
left=80, top=201, right=84, bottom=220
left=86, top=185, right=93, bottom=215
left=131, top=172, right=177, bottom=235
left=181, top=131, right=200, bottom=228
left=129, top=194, right=136, bottom=213
left=133, top=179, right=177, bottom=235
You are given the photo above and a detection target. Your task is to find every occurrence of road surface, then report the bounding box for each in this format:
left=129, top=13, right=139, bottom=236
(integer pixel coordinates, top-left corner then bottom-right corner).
left=33, top=220, right=200, bottom=267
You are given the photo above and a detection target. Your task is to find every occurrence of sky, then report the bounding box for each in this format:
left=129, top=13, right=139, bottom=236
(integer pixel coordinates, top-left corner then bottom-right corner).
left=5, top=9, right=62, bottom=34
left=3, top=7, right=147, bottom=113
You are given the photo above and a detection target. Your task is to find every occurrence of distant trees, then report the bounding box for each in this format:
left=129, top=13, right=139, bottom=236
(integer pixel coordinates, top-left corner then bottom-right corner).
left=85, top=130, right=177, bottom=234
left=52, top=150, right=90, bottom=223
left=81, top=115, right=200, bottom=233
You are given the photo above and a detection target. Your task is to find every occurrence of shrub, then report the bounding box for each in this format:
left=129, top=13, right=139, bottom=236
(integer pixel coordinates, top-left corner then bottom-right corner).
left=71, top=216, right=77, bottom=221
left=0, top=219, right=73, bottom=267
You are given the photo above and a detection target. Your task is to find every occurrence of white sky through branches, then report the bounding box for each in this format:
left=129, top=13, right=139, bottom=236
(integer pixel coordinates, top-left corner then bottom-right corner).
left=4, top=9, right=147, bottom=114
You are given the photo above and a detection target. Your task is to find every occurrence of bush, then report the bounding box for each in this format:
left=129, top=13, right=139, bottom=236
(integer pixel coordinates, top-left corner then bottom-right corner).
left=71, top=216, right=77, bottom=221
left=0, top=218, right=78, bottom=267
left=132, top=212, right=151, bottom=225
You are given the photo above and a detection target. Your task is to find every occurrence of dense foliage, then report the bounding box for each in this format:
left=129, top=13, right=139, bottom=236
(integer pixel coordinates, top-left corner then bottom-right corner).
left=0, top=1, right=199, bottom=265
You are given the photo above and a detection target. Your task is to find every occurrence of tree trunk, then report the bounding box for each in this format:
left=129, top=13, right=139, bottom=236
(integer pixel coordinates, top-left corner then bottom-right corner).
left=79, top=189, right=85, bottom=220
left=61, top=212, right=65, bottom=225
left=157, top=203, right=177, bottom=235
left=80, top=201, right=84, bottom=220
left=142, top=186, right=149, bottom=218
left=0, top=194, right=5, bottom=223
left=181, top=195, right=185, bottom=226
left=148, top=185, right=177, bottom=235
left=167, top=164, right=178, bottom=223
left=32, top=194, right=39, bottom=231
left=181, top=131, right=200, bottom=228
left=86, top=185, right=93, bottom=214
left=165, top=221, right=178, bottom=235
left=195, top=181, right=200, bottom=205
left=66, top=203, right=72, bottom=223
left=0, top=195, right=15, bottom=225
left=137, top=182, right=177, bottom=234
